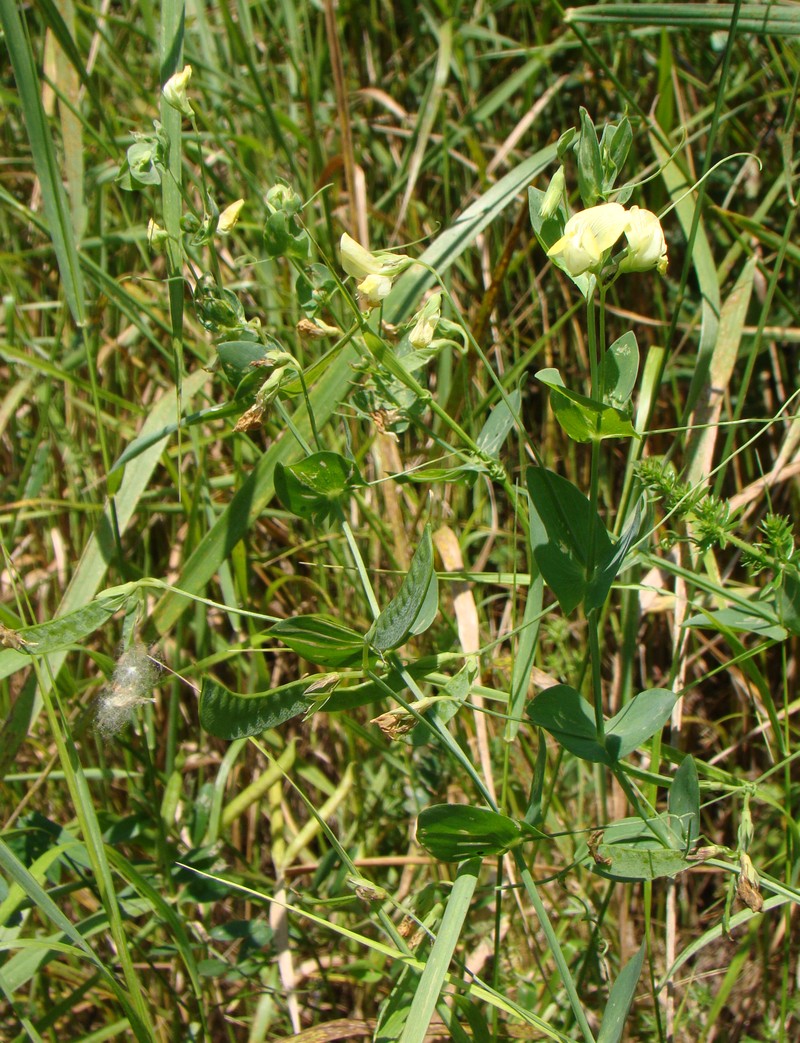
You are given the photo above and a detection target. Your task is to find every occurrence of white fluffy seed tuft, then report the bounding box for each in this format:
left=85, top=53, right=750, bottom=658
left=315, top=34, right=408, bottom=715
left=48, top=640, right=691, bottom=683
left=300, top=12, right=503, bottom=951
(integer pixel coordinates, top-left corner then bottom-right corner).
left=95, top=643, right=161, bottom=739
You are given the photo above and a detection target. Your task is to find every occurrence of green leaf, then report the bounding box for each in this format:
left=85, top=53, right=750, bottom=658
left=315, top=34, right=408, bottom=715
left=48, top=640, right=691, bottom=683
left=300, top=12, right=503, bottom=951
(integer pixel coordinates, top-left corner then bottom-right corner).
left=580, top=816, right=691, bottom=881
left=392, top=463, right=485, bottom=485
left=527, top=466, right=611, bottom=615
left=274, top=451, right=366, bottom=523
left=416, top=805, right=534, bottom=862
left=527, top=685, right=608, bottom=764
left=0, top=1, right=85, bottom=327
left=668, top=756, right=700, bottom=849
left=536, top=368, right=638, bottom=443
left=369, top=526, right=438, bottom=652
left=770, top=569, right=800, bottom=636
left=604, top=688, right=677, bottom=762
left=6, top=593, right=129, bottom=656
left=576, top=107, right=603, bottom=206
left=597, top=943, right=645, bottom=1043
left=528, top=685, right=676, bottom=765
left=586, top=500, right=642, bottom=613
left=269, top=615, right=366, bottom=668
left=476, top=389, right=521, bottom=457
left=684, top=605, right=786, bottom=641
left=601, top=331, right=639, bottom=408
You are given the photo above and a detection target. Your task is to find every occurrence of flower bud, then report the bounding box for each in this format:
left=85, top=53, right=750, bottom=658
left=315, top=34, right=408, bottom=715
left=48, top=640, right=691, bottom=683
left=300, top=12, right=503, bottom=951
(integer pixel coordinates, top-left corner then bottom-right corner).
left=162, top=65, right=194, bottom=118
left=540, top=166, right=566, bottom=219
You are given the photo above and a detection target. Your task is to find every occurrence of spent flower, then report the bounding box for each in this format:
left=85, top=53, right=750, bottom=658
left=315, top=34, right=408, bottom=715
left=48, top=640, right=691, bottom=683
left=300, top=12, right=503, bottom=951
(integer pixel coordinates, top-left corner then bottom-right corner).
left=408, top=293, right=442, bottom=348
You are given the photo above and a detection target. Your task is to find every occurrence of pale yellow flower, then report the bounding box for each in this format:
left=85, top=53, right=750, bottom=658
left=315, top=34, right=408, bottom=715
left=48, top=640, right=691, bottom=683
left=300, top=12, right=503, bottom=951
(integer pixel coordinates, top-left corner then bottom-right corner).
left=547, top=202, right=627, bottom=277
left=619, top=206, right=668, bottom=274
left=339, top=233, right=414, bottom=306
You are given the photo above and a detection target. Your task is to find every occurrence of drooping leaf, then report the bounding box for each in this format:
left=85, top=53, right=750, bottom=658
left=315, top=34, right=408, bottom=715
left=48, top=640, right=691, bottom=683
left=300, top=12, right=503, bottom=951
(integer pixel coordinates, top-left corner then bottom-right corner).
left=6, top=593, right=129, bottom=656
left=597, top=943, right=645, bottom=1043
left=536, top=368, right=638, bottom=443
left=269, top=615, right=366, bottom=668
left=369, top=526, right=438, bottom=651
left=274, top=451, right=365, bottom=523
left=416, top=804, right=539, bottom=862
left=579, top=816, right=691, bottom=881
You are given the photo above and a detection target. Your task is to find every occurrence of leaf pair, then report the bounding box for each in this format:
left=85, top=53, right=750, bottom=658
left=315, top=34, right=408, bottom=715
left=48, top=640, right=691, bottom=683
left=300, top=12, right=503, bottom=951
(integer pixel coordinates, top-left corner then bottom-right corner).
left=527, top=467, right=642, bottom=615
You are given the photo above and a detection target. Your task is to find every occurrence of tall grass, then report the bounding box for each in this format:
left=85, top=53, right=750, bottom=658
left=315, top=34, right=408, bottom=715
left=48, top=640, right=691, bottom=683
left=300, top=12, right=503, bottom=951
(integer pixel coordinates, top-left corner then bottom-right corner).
left=1, top=2, right=800, bottom=1041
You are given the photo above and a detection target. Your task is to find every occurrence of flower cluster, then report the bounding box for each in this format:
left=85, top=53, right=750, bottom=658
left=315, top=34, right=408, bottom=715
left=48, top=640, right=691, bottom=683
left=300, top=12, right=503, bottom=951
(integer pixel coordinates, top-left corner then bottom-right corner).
left=547, top=203, right=667, bottom=279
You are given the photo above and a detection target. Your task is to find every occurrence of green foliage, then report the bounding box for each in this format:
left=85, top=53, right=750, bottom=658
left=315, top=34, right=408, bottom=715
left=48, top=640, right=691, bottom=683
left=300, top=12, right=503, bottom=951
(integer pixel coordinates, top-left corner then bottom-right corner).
left=3, top=2, right=800, bottom=1041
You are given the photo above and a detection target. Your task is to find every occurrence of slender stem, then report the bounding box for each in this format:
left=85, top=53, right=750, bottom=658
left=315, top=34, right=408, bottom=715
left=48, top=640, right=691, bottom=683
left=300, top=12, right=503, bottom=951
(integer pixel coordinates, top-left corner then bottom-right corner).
left=513, top=851, right=596, bottom=1043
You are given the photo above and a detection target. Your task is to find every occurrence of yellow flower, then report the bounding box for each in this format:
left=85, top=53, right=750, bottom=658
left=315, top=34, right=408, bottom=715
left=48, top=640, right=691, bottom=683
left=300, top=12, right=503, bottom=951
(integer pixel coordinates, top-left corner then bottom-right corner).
left=339, top=233, right=414, bottom=306
left=162, top=65, right=194, bottom=118
left=217, top=198, right=245, bottom=234
left=547, top=202, right=627, bottom=277
left=619, top=206, right=668, bottom=274
left=541, top=167, right=566, bottom=219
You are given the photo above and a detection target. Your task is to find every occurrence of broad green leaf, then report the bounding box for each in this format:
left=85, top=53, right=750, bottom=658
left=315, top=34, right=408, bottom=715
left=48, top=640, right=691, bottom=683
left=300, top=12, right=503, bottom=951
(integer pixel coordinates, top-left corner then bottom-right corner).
left=536, top=368, right=638, bottom=443
left=580, top=816, right=692, bottom=881
left=668, top=756, right=701, bottom=849
left=684, top=606, right=786, bottom=641
left=601, top=331, right=639, bottom=408
left=269, top=615, right=366, bottom=668
left=529, top=186, right=592, bottom=298
left=369, top=527, right=438, bottom=652
left=416, top=805, right=536, bottom=862
left=604, top=688, right=677, bottom=761
left=476, top=389, right=521, bottom=457
left=527, top=685, right=608, bottom=764
left=597, top=944, right=645, bottom=1043
left=527, top=466, right=611, bottom=615
left=274, top=451, right=365, bottom=523
left=586, top=500, right=642, bottom=614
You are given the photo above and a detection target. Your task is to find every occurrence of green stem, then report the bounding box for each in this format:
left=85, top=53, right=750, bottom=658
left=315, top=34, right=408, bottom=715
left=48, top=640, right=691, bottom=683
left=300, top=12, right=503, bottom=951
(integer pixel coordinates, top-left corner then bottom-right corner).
left=513, top=851, right=596, bottom=1043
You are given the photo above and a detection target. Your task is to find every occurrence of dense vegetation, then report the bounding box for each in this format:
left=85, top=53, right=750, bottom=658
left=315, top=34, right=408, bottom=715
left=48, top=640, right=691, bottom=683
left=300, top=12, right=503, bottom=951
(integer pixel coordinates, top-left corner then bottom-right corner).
left=2, top=2, right=800, bottom=1041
